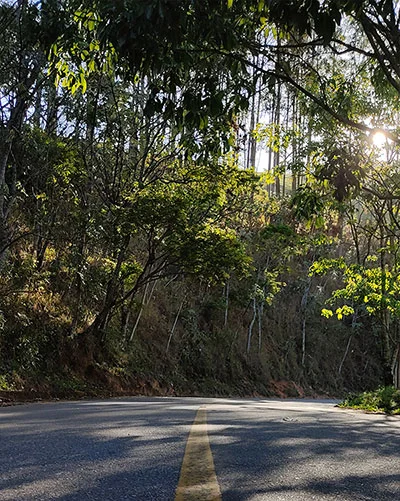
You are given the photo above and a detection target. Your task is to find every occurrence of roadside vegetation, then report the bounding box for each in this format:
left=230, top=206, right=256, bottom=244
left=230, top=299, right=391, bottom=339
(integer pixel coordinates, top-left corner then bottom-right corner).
left=1, top=1, right=400, bottom=401
left=340, top=387, right=400, bottom=415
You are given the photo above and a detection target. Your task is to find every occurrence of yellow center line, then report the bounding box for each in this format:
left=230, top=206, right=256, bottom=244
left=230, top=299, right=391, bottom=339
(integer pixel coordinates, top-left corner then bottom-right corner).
left=175, top=406, right=222, bottom=501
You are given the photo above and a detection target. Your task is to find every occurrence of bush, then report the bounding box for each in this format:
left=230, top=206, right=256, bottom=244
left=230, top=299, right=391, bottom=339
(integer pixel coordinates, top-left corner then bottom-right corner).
left=340, top=386, right=400, bottom=414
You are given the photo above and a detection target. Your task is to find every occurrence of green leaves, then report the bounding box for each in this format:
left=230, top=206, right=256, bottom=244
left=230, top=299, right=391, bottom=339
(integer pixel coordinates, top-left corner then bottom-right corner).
left=173, top=225, right=250, bottom=283
left=253, top=123, right=293, bottom=153
left=291, top=185, right=326, bottom=222
left=110, top=152, right=255, bottom=285
left=309, top=258, right=345, bottom=276
left=321, top=308, right=334, bottom=318
left=340, top=386, right=400, bottom=415
left=312, top=256, right=400, bottom=322
left=315, top=146, right=364, bottom=202
left=335, top=305, right=354, bottom=320
left=314, top=10, right=337, bottom=44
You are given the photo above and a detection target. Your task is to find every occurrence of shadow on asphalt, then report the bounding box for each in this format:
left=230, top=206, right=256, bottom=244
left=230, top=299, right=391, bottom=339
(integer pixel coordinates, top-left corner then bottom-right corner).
left=0, top=399, right=191, bottom=500
left=208, top=405, right=400, bottom=500
left=1, top=398, right=400, bottom=500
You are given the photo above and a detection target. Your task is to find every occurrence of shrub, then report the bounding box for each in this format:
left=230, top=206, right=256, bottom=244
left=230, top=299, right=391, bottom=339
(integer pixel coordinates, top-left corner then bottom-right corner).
left=340, top=386, right=400, bottom=414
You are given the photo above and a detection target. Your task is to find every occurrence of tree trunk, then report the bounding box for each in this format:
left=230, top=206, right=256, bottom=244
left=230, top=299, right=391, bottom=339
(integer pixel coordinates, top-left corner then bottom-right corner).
left=45, top=83, right=58, bottom=135
left=128, top=281, right=150, bottom=343
left=258, top=302, right=263, bottom=353
left=224, top=281, right=230, bottom=327
left=166, top=298, right=185, bottom=354
left=300, top=278, right=312, bottom=367
left=382, top=317, right=394, bottom=386
left=247, top=297, right=257, bottom=354
left=88, top=241, right=129, bottom=334
left=274, top=35, right=282, bottom=197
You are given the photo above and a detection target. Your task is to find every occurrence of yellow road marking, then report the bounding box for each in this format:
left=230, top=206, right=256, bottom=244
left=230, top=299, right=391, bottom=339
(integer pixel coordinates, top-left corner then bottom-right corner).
left=175, top=406, right=222, bottom=501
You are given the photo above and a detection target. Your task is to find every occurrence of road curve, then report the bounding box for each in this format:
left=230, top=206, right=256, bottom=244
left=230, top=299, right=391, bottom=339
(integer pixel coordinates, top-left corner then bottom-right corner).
left=1, top=397, right=399, bottom=500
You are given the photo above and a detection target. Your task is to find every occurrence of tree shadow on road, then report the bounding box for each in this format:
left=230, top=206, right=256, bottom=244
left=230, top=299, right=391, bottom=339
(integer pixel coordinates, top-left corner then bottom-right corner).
left=209, top=404, right=400, bottom=500
left=0, top=398, right=194, bottom=500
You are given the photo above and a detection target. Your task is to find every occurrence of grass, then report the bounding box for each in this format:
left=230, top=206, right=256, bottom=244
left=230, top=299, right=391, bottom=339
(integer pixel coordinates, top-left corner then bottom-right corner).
left=339, top=386, right=400, bottom=414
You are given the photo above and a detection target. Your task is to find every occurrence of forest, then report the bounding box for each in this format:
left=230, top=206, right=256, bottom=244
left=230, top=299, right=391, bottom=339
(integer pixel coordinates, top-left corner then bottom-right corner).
left=1, top=0, right=400, bottom=399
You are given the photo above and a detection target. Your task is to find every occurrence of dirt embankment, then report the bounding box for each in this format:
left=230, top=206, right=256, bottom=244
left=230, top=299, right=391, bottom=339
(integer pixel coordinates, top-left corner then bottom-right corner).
left=0, top=367, right=330, bottom=406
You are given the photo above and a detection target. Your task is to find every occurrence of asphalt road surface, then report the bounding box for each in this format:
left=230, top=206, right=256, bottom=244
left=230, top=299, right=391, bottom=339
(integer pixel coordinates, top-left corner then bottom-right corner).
left=1, top=397, right=400, bottom=500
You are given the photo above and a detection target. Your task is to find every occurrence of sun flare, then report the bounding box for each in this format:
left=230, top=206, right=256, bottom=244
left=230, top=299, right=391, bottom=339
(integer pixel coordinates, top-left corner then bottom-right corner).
left=370, top=130, right=387, bottom=148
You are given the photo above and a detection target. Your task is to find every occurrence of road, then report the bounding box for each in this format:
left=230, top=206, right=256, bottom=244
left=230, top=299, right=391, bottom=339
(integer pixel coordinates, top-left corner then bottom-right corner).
left=1, top=397, right=400, bottom=500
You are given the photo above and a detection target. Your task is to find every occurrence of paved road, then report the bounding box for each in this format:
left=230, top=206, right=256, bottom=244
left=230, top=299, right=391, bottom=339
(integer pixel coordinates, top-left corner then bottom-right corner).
left=1, top=397, right=399, bottom=500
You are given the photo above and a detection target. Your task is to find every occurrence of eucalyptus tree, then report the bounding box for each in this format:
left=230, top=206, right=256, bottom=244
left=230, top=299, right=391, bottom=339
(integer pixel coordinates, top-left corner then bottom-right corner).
left=0, top=0, right=71, bottom=264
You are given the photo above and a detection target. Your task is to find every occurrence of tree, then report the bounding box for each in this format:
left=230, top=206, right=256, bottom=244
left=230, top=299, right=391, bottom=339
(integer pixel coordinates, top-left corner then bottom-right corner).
left=51, top=1, right=400, bottom=139
left=0, top=0, right=70, bottom=263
